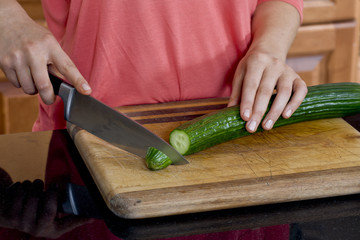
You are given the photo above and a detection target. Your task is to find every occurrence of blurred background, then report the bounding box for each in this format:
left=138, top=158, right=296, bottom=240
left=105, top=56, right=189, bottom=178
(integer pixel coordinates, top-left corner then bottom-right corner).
left=0, top=0, right=359, bottom=134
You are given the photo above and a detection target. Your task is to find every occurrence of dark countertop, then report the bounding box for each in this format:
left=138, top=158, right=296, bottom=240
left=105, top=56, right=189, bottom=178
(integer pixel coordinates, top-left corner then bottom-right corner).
left=1, top=114, right=360, bottom=240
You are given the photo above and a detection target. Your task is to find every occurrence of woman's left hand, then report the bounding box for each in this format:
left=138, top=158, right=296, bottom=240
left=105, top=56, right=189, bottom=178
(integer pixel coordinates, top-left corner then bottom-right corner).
left=228, top=50, right=308, bottom=133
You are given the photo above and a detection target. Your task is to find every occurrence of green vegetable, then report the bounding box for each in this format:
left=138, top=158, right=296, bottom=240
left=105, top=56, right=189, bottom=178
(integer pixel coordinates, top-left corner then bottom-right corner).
left=145, top=147, right=172, bottom=170
left=169, top=82, right=360, bottom=155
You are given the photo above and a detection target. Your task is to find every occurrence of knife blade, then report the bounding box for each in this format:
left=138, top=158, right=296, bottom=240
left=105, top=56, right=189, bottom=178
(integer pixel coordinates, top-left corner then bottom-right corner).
left=49, top=73, right=188, bottom=165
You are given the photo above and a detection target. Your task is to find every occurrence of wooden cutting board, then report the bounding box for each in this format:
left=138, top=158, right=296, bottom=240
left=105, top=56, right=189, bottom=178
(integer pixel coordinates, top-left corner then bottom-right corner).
left=68, top=98, right=360, bottom=219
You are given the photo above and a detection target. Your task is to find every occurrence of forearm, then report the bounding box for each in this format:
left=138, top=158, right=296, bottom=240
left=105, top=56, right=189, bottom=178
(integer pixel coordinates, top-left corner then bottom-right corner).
left=248, top=1, right=301, bottom=61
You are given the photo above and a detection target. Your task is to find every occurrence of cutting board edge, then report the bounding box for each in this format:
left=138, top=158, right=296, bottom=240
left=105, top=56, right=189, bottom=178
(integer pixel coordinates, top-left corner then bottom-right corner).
left=107, top=166, right=360, bottom=219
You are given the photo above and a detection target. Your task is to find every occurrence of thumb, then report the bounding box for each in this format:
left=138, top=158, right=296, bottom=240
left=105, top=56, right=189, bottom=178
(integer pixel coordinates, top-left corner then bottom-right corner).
left=50, top=48, right=92, bottom=95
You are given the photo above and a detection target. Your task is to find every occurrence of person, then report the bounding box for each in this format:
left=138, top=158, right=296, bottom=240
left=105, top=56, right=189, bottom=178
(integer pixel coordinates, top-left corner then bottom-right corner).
left=0, top=0, right=307, bottom=134
left=0, top=2, right=306, bottom=239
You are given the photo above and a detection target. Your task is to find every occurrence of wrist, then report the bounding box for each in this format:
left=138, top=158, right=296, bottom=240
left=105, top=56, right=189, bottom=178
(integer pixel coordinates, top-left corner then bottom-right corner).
left=249, top=1, right=301, bottom=62
left=246, top=42, right=288, bottom=62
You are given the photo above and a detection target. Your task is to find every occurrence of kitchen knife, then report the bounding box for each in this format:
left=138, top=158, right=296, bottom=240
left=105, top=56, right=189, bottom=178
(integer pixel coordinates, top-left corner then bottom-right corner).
left=49, top=73, right=188, bottom=165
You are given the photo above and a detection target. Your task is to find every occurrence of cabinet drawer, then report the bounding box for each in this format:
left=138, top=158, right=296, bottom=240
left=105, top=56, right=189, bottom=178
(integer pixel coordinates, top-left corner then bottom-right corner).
left=303, top=0, right=357, bottom=24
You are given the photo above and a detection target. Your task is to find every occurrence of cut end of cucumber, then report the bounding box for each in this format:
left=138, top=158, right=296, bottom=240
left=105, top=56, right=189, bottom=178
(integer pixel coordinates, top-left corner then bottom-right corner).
left=170, top=130, right=190, bottom=155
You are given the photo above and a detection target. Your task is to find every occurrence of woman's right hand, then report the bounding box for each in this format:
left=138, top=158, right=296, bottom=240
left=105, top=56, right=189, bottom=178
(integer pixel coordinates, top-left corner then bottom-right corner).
left=0, top=0, right=91, bottom=104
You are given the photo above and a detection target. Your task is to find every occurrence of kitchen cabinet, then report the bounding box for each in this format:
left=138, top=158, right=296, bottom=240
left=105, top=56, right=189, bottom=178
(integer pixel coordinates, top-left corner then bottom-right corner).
left=287, top=0, right=359, bottom=85
left=0, top=82, right=39, bottom=134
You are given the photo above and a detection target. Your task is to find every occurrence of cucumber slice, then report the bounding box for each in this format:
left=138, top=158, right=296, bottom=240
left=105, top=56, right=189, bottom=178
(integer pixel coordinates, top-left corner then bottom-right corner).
left=145, top=147, right=172, bottom=170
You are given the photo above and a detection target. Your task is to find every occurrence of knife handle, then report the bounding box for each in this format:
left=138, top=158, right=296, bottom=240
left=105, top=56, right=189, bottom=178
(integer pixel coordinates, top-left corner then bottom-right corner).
left=49, top=73, right=64, bottom=96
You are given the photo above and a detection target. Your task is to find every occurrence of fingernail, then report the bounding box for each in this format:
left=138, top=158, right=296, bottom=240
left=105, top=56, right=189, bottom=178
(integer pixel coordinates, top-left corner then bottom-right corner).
left=82, top=83, right=91, bottom=91
left=285, top=109, right=292, bottom=118
left=265, top=119, right=273, bottom=129
left=248, top=120, right=257, bottom=132
left=243, top=109, right=251, bottom=119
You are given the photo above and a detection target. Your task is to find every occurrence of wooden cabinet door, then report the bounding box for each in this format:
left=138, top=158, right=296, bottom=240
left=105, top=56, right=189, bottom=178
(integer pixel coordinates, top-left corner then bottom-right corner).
left=303, top=0, right=358, bottom=24
left=287, top=21, right=358, bottom=85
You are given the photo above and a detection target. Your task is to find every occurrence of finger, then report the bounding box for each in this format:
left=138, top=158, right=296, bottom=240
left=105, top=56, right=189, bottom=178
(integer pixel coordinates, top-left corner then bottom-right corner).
left=29, top=59, right=56, bottom=104
left=36, top=186, right=58, bottom=227
left=15, top=66, right=37, bottom=95
left=262, top=78, right=292, bottom=130
left=21, top=180, right=44, bottom=233
left=2, top=68, right=20, bottom=88
left=228, top=64, right=245, bottom=107
left=239, top=63, right=265, bottom=122
left=6, top=51, right=36, bottom=94
left=282, top=78, right=308, bottom=119
left=5, top=181, right=28, bottom=227
left=245, top=69, right=279, bottom=133
left=51, top=48, right=91, bottom=95
left=0, top=55, right=21, bottom=88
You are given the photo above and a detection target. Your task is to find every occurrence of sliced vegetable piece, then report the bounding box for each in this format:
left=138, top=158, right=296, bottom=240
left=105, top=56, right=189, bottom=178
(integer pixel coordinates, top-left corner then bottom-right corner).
left=145, top=147, right=172, bottom=170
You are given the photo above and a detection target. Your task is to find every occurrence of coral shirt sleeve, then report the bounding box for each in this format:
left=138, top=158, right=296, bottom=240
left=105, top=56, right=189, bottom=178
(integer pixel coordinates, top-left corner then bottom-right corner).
left=258, top=0, right=303, bottom=22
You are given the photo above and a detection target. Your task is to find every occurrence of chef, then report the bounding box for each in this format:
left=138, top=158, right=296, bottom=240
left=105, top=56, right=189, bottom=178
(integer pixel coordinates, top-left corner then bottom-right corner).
left=0, top=0, right=307, bottom=134
left=0, top=1, right=306, bottom=239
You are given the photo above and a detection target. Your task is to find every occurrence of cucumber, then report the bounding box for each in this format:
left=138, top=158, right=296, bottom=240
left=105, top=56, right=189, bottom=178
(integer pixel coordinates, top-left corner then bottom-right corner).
left=169, top=82, right=360, bottom=155
left=145, top=147, right=172, bottom=170
left=145, top=82, right=360, bottom=169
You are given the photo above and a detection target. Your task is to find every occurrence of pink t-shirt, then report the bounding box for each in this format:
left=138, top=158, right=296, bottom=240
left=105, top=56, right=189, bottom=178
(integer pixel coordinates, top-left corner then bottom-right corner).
left=34, top=0, right=303, bottom=131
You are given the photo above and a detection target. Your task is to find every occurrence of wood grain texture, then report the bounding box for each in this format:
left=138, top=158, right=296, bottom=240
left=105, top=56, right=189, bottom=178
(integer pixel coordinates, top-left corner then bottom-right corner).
left=303, top=0, right=357, bottom=24
left=289, top=21, right=358, bottom=85
left=289, top=0, right=359, bottom=85
left=0, top=82, right=39, bottom=134
left=69, top=99, right=360, bottom=219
